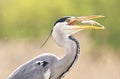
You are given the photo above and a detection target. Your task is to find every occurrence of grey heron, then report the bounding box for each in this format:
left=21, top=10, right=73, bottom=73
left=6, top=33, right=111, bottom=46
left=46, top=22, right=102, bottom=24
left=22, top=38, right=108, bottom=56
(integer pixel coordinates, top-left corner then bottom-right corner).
left=8, top=15, right=105, bottom=79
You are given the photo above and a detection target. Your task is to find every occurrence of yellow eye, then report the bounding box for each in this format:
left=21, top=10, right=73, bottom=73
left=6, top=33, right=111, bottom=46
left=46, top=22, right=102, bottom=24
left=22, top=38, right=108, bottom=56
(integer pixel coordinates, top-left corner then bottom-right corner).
left=66, top=18, right=71, bottom=22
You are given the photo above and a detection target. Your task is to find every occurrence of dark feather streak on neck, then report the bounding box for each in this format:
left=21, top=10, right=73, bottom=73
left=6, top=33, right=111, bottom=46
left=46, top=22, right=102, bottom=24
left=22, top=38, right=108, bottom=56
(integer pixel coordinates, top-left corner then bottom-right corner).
left=59, top=36, right=80, bottom=79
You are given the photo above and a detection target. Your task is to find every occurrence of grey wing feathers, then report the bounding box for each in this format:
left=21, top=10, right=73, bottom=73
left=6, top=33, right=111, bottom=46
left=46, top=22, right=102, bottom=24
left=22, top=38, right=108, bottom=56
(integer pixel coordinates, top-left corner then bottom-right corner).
left=9, top=60, right=49, bottom=79
left=8, top=56, right=50, bottom=79
left=8, top=54, right=59, bottom=79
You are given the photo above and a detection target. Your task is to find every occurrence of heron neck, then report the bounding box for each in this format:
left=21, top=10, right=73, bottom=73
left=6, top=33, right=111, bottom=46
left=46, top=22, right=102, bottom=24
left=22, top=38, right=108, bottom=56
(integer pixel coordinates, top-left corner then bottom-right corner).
left=58, top=36, right=80, bottom=78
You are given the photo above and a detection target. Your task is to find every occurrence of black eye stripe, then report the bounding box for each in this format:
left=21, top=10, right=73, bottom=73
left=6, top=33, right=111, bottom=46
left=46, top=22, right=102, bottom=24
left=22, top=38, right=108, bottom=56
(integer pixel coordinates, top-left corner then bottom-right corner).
left=54, top=17, right=71, bottom=26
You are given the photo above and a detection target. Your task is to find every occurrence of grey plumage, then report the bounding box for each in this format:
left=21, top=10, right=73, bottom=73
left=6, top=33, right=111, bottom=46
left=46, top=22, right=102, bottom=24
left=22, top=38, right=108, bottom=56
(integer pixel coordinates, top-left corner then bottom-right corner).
left=8, top=16, right=105, bottom=79
left=9, top=54, right=59, bottom=79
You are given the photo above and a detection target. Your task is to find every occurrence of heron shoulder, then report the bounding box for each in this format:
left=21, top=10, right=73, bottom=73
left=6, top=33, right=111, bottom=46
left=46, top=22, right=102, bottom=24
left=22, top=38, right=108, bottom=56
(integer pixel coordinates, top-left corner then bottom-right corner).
left=8, top=53, right=59, bottom=79
left=36, top=53, right=60, bottom=63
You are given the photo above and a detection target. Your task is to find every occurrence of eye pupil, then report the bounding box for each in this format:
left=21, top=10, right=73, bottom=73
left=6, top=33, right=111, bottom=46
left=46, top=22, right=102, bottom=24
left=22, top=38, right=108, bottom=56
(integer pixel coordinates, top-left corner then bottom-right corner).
left=66, top=19, right=70, bottom=22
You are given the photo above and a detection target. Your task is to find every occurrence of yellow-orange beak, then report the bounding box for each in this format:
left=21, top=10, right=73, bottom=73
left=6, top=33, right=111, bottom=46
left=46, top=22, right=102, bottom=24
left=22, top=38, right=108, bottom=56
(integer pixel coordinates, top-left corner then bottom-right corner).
left=68, top=15, right=105, bottom=30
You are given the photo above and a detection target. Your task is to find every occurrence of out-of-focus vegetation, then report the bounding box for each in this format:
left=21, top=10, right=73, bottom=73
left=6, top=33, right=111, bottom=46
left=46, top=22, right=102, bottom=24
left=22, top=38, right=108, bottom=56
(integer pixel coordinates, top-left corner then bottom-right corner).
left=0, top=0, right=120, bottom=79
left=0, top=0, right=120, bottom=49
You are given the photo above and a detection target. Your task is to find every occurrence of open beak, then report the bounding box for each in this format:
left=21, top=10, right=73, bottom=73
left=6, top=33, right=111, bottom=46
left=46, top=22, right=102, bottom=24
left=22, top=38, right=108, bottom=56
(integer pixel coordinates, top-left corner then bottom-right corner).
left=68, top=15, right=105, bottom=30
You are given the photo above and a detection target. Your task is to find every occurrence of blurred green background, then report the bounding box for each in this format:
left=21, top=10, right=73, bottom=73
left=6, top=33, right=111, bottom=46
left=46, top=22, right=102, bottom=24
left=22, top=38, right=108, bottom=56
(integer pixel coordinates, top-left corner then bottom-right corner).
left=0, top=0, right=120, bottom=49
left=0, top=0, right=120, bottom=79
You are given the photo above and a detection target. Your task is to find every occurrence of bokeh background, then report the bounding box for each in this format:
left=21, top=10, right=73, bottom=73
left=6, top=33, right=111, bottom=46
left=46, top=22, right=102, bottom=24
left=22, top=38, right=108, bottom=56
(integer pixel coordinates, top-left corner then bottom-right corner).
left=0, top=0, right=120, bottom=79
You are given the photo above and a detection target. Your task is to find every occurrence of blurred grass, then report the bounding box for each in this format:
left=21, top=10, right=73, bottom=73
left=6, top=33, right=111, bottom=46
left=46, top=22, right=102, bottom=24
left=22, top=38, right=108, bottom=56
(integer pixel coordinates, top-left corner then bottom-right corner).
left=0, top=0, right=120, bottom=79
left=0, top=33, right=120, bottom=79
left=0, top=0, right=120, bottom=49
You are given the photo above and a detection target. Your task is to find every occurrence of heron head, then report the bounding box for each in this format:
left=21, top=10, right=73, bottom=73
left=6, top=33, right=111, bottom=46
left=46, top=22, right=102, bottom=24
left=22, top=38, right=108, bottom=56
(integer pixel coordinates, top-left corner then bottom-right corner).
left=53, top=15, right=105, bottom=36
